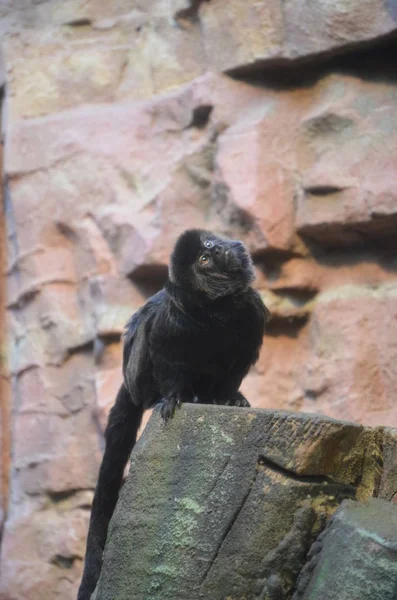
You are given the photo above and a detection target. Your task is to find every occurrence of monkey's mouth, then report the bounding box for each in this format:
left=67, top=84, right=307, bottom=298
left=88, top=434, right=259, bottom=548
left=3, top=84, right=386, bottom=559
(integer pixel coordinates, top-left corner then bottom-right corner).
left=219, top=243, right=249, bottom=273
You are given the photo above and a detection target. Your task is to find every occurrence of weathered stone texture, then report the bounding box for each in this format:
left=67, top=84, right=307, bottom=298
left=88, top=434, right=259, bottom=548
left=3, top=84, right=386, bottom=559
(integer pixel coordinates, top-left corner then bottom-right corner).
left=293, top=498, right=397, bottom=600
left=379, top=428, right=397, bottom=502
left=0, top=117, right=8, bottom=540
left=1, top=1, right=397, bottom=598
left=3, top=0, right=397, bottom=120
left=94, top=406, right=396, bottom=600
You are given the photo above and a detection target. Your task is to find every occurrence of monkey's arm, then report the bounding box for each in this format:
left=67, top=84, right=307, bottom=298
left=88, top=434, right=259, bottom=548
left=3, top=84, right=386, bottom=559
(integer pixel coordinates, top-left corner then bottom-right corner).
left=78, top=300, right=160, bottom=600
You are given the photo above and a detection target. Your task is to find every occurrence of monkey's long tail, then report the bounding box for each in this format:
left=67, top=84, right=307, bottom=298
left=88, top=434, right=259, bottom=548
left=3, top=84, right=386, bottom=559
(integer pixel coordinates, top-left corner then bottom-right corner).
left=77, top=383, right=143, bottom=600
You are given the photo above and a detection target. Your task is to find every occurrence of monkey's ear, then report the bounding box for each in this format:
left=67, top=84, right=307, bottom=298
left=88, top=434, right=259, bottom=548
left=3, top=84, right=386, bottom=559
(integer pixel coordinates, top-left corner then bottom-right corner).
left=169, top=229, right=204, bottom=284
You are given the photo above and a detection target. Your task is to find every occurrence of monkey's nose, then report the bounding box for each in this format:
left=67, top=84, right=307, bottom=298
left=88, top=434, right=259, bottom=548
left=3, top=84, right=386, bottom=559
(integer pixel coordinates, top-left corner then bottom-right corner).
left=214, top=245, right=222, bottom=255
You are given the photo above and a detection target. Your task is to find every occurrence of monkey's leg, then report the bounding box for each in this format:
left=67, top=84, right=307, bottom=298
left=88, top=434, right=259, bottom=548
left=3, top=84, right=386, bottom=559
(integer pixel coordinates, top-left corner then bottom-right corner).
left=77, top=384, right=143, bottom=600
left=160, top=388, right=195, bottom=422
left=161, top=395, right=180, bottom=422
left=213, top=375, right=251, bottom=408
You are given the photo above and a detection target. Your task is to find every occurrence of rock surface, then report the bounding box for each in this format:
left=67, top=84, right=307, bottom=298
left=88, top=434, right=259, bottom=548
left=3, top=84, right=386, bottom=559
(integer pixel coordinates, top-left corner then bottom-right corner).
left=293, top=498, right=397, bottom=600
left=1, top=1, right=397, bottom=598
left=3, top=0, right=397, bottom=120
left=93, top=405, right=395, bottom=600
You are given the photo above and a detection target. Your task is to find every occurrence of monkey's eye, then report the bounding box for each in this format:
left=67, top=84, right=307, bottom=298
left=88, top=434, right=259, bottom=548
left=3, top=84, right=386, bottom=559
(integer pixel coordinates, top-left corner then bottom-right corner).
left=204, top=240, right=213, bottom=249
left=199, top=254, right=210, bottom=264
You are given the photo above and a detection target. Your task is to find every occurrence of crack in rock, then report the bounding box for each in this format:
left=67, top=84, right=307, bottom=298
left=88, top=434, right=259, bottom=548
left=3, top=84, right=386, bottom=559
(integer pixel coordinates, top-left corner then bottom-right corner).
left=200, top=468, right=259, bottom=587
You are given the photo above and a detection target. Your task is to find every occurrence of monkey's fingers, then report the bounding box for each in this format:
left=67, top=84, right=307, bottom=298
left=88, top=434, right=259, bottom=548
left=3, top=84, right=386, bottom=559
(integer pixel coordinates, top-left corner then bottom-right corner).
left=223, top=391, right=251, bottom=407
left=233, top=392, right=250, bottom=407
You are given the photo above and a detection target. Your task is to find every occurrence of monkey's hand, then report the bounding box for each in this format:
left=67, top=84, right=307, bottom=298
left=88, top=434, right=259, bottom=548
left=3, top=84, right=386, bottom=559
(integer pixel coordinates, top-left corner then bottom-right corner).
left=161, top=394, right=182, bottom=422
left=226, top=391, right=251, bottom=408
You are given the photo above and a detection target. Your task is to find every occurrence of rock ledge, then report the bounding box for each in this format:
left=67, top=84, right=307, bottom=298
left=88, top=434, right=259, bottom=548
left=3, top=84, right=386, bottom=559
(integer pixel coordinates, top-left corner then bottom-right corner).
left=93, top=404, right=397, bottom=600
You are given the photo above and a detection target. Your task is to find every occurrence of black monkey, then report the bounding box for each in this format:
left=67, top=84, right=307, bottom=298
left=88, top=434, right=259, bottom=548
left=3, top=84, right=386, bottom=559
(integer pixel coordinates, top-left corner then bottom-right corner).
left=77, top=229, right=269, bottom=600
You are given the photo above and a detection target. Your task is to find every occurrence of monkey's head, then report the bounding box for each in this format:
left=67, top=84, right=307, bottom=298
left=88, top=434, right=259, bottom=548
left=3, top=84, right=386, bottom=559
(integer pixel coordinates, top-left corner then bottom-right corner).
left=169, top=229, right=255, bottom=300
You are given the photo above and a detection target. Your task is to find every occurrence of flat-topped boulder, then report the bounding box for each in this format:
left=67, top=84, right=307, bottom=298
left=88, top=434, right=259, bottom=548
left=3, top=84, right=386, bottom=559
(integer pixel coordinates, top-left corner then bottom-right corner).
left=93, top=404, right=397, bottom=600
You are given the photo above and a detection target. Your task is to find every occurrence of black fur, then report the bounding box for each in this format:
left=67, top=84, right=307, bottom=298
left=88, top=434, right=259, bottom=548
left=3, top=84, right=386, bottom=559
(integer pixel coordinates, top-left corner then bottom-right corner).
left=77, top=229, right=269, bottom=600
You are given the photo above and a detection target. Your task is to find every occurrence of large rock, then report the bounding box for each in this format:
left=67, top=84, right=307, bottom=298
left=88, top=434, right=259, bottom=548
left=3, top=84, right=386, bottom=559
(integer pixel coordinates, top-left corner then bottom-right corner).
left=93, top=404, right=390, bottom=600
left=293, top=498, right=397, bottom=600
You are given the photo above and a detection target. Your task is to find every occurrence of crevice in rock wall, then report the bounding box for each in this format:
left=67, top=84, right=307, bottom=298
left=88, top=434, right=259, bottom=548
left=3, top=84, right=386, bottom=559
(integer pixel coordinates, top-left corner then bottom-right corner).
left=258, top=288, right=315, bottom=327
left=129, top=264, right=169, bottom=298
left=174, top=0, right=210, bottom=23
left=270, top=289, right=317, bottom=304
left=185, top=104, right=213, bottom=129
left=253, top=248, right=303, bottom=266
left=265, top=316, right=309, bottom=338
left=50, top=554, right=79, bottom=569
left=6, top=287, right=40, bottom=310
left=303, top=185, right=346, bottom=197
left=66, top=340, right=94, bottom=358
left=47, top=489, right=91, bottom=504
left=229, top=31, right=397, bottom=87
left=298, top=215, right=397, bottom=250
left=303, top=246, right=397, bottom=271
left=62, top=18, right=92, bottom=28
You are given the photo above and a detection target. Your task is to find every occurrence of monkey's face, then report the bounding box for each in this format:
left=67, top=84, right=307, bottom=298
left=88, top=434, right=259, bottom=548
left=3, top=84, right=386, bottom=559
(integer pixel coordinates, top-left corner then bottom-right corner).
left=170, top=229, right=255, bottom=300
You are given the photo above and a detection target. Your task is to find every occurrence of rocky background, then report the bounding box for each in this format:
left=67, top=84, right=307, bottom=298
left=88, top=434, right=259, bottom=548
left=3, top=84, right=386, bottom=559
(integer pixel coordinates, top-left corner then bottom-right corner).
left=0, top=1, right=397, bottom=598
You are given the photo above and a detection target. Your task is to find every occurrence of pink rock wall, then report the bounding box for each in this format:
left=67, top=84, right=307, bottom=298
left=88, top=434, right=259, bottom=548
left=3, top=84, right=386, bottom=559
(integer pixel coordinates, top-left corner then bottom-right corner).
left=1, top=1, right=397, bottom=598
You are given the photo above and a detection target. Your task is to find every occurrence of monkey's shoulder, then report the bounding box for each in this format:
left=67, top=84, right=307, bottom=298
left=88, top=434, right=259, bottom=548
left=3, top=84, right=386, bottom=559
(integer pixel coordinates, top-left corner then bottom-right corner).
left=124, top=290, right=165, bottom=327
left=122, top=290, right=166, bottom=355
